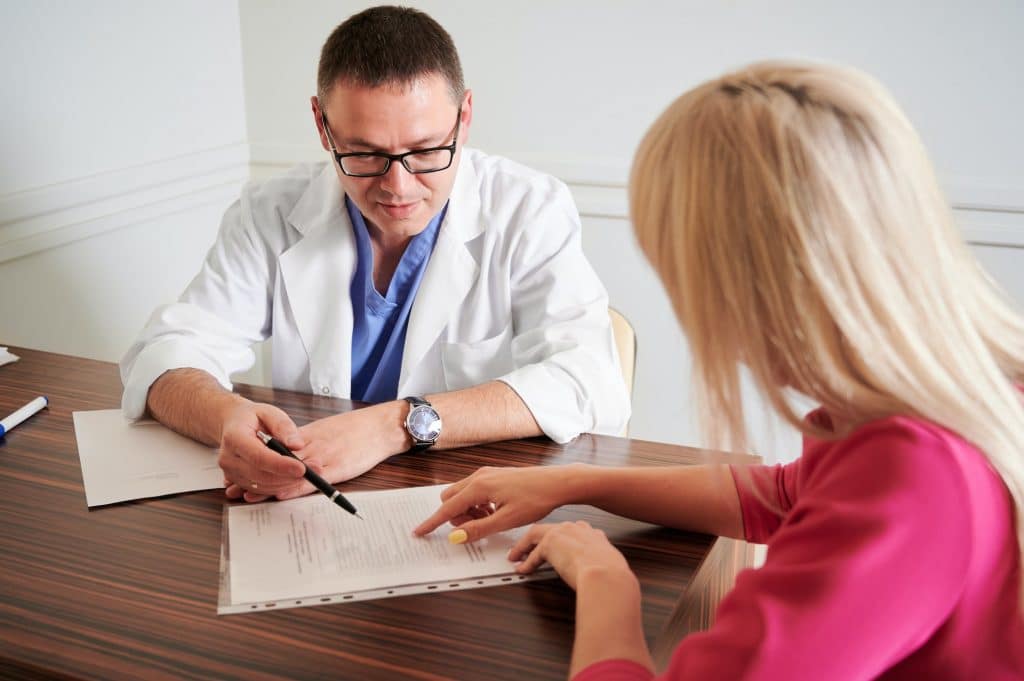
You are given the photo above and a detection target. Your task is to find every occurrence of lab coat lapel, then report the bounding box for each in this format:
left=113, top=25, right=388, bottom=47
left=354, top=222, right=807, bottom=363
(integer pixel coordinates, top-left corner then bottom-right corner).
left=279, top=164, right=355, bottom=397
left=398, top=157, right=483, bottom=396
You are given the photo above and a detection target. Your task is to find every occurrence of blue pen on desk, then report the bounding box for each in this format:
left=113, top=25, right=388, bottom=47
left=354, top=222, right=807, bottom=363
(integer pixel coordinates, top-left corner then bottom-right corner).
left=0, top=396, right=48, bottom=438
left=256, top=430, right=363, bottom=519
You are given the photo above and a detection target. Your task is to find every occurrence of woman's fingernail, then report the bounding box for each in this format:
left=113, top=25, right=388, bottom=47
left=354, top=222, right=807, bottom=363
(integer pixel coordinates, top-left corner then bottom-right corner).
left=448, top=529, right=468, bottom=545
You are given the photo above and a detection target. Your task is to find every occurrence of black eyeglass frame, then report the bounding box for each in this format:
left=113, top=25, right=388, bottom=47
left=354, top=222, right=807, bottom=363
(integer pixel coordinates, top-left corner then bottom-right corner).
left=321, top=107, right=462, bottom=177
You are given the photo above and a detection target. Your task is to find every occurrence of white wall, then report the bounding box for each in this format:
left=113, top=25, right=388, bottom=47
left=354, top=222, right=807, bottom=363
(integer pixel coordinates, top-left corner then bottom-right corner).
left=0, top=2, right=249, bottom=369
left=2, top=2, right=1020, bottom=461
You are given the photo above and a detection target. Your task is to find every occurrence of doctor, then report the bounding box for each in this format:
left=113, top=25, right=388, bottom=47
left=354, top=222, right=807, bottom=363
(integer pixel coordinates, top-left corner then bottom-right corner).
left=120, top=5, right=629, bottom=503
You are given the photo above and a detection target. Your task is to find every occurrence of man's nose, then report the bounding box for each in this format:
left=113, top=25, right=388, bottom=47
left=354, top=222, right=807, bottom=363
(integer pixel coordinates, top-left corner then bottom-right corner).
left=379, top=159, right=414, bottom=196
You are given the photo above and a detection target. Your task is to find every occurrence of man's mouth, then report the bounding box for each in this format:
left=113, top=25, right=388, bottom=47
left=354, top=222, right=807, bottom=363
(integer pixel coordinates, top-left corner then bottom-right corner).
left=378, top=200, right=420, bottom=218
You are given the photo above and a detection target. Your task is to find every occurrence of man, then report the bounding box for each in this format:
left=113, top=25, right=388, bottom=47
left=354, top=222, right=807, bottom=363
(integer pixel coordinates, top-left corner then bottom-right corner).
left=120, top=5, right=629, bottom=503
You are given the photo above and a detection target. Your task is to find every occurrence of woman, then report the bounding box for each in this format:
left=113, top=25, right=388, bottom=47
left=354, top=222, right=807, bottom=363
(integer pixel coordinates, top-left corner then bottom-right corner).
left=415, top=62, right=1024, bottom=679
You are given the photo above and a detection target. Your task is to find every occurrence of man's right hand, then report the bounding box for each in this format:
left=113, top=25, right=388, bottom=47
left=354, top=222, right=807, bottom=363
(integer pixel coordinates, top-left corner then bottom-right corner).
left=218, top=400, right=308, bottom=502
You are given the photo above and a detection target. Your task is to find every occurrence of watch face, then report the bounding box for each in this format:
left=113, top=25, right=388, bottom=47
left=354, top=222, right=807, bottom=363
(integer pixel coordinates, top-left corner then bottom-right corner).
left=407, top=405, right=442, bottom=442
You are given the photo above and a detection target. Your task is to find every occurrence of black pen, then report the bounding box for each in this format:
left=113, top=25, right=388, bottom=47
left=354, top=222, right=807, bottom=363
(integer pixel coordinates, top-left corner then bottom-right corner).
left=256, top=430, right=363, bottom=519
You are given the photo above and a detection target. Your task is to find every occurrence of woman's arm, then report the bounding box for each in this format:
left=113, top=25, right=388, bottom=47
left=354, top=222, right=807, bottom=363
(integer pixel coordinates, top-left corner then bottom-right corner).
left=574, top=464, right=744, bottom=539
left=415, top=462, right=744, bottom=542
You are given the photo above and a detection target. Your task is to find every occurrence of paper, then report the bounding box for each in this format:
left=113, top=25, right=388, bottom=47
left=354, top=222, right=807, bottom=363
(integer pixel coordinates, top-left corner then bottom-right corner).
left=218, top=484, right=555, bottom=614
left=73, top=409, right=222, bottom=507
left=0, top=347, right=18, bottom=368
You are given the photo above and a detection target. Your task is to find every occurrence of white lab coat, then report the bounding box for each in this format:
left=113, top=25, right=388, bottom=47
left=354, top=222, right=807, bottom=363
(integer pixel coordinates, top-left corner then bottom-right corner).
left=120, top=148, right=630, bottom=442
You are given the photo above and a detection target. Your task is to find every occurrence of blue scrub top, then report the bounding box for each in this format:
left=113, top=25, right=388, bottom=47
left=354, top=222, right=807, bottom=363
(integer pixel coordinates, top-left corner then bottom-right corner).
left=347, top=196, right=446, bottom=403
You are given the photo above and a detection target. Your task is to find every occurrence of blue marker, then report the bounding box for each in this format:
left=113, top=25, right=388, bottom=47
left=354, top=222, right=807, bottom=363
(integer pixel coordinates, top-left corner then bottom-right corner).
left=0, top=396, right=48, bottom=438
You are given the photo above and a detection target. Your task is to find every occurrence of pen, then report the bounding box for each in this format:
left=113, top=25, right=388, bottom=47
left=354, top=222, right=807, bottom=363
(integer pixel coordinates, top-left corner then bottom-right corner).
left=256, top=430, right=363, bottom=519
left=0, top=396, right=48, bottom=438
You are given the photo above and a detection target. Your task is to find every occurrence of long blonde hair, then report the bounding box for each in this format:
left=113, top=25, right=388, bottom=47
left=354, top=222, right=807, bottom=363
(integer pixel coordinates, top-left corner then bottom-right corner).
left=630, top=61, right=1024, bottom=606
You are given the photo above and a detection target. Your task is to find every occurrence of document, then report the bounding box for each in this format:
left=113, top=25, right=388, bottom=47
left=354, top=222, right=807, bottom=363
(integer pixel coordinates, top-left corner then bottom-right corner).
left=73, top=409, right=222, bottom=506
left=0, top=347, right=18, bottom=367
left=218, top=484, right=555, bottom=614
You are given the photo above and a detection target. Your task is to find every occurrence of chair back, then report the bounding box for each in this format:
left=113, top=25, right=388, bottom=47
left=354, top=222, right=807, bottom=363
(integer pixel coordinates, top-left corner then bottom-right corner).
left=609, top=307, right=636, bottom=436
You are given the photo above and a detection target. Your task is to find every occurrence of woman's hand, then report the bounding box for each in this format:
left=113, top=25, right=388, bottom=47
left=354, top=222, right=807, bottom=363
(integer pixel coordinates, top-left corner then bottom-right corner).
left=513, top=521, right=651, bottom=678
left=414, top=464, right=588, bottom=542
left=508, top=521, right=633, bottom=590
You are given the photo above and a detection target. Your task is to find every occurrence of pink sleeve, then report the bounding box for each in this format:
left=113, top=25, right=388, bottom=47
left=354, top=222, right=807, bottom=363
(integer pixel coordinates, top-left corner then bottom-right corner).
left=655, top=421, right=971, bottom=680
left=728, top=462, right=798, bottom=543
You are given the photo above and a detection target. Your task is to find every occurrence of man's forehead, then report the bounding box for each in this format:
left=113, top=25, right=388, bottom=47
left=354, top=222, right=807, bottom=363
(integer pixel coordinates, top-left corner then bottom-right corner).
left=324, top=77, right=459, bottom=147
left=325, top=73, right=455, bottom=112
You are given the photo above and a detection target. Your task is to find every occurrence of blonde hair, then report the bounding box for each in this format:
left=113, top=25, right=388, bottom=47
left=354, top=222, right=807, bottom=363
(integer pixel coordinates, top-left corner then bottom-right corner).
left=630, top=61, right=1024, bottom=608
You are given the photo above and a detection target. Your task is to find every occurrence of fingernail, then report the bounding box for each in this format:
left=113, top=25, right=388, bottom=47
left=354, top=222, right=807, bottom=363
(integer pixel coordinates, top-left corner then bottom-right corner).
left=448, top=529, right=468, bottom=545
left=286, top=435, right=303, bottom=448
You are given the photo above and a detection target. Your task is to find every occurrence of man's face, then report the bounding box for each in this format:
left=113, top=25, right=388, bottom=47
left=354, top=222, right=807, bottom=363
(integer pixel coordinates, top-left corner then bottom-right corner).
left=315, top=75, right=471, bottom=241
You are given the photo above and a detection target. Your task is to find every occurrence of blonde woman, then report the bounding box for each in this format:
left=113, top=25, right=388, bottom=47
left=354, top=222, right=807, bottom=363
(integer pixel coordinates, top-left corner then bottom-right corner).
left=415, top=62, right=1024, bottom=679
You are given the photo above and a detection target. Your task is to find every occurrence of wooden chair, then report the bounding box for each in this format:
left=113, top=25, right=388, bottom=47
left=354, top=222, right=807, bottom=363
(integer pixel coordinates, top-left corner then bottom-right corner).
left=609, top=307, right=637, bottom=437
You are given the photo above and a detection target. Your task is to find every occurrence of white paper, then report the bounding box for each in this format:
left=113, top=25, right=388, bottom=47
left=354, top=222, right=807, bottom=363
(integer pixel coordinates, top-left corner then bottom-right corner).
left=0, top=347, right=19, bottom=367
left=73, top=409, right=222, bottom=506
left=219, top=484, right=555, bottom=614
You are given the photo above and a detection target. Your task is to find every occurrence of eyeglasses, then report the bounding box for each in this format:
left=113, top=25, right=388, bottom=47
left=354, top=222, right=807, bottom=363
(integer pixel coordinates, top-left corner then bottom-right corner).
left=321, top=108, right=462, bottom=177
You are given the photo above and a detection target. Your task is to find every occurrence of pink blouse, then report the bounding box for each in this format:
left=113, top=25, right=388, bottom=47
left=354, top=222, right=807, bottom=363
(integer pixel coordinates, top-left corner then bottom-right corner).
left=574, top=413, right=1024, bottom=680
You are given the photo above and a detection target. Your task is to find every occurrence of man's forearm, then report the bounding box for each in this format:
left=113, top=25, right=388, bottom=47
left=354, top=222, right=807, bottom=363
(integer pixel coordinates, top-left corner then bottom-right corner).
left=426, top=380, right=542, bottom=450
left=146, top=368, right=247, bottom=446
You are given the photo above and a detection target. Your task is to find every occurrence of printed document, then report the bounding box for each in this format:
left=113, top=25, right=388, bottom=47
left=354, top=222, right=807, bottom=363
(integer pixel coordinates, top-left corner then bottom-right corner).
left=218, top=483, right=554, bottom=613
left=73, top=409, right=222, bottom=506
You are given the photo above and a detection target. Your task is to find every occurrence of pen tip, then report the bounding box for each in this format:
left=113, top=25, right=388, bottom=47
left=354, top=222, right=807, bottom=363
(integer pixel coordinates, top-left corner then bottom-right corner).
left=355, top=513, right=364, bottom=520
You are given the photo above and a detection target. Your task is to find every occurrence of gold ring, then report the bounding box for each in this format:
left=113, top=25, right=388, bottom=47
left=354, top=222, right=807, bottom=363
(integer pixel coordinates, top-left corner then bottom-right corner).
left=250, top=481, right=259, bottom=490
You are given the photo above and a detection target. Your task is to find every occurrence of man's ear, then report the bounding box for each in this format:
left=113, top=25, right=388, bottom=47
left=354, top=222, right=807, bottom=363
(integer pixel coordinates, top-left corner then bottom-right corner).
left=311, top=96, right=330, bottom=151
left=459, top=89, right=474, bottom=145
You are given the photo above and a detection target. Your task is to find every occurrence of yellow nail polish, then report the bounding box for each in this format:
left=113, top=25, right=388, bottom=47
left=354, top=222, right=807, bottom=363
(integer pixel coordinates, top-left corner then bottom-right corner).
left=448, top=529, right=468, bottom=545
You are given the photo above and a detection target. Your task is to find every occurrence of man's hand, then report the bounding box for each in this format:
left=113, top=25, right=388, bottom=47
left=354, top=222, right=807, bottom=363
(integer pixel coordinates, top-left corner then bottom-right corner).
left=273, top=401, right=412, bottom=500
left=219, top=400, right=308, bottom=502
left=148, top=371, right=545, bottom=505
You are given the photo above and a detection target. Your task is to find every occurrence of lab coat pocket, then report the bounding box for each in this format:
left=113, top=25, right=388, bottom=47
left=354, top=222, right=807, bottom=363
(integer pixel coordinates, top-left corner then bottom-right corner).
left=441, top=324, right=516, bottom=391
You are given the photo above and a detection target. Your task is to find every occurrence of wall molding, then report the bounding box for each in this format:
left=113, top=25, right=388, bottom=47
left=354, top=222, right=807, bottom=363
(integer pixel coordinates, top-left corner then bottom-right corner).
left=252, top=144, right=1024, bottom=247
left=0, top=144, right=250, bottom=264
left=4, top=142, right=1018, bottom=264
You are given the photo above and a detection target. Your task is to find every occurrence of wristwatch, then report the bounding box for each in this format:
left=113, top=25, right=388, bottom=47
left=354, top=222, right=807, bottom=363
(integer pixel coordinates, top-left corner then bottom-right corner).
left=403, top=396, right=442, bottom=451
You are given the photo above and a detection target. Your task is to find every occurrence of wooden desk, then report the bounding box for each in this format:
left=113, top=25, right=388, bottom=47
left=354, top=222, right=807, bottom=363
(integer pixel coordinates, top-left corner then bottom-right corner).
left=0, top=346, right=756, bottom=680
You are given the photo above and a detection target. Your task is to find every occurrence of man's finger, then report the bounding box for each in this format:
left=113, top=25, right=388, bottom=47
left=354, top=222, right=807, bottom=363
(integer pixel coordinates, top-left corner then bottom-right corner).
left=238, top=433, right=306, bottom=477
left=257, top=405, right=305, bottom=450
left=275, top=479, right=314, bottom=501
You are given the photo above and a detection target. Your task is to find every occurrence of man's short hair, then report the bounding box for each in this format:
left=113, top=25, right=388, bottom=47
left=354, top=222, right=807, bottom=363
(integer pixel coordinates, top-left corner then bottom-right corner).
left=317, top=5, right=465, bottom=105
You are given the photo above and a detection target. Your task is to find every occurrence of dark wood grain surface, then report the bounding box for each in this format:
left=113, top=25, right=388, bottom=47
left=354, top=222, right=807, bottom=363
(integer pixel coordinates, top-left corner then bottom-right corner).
left=0, top=345, right=757, bottom=680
